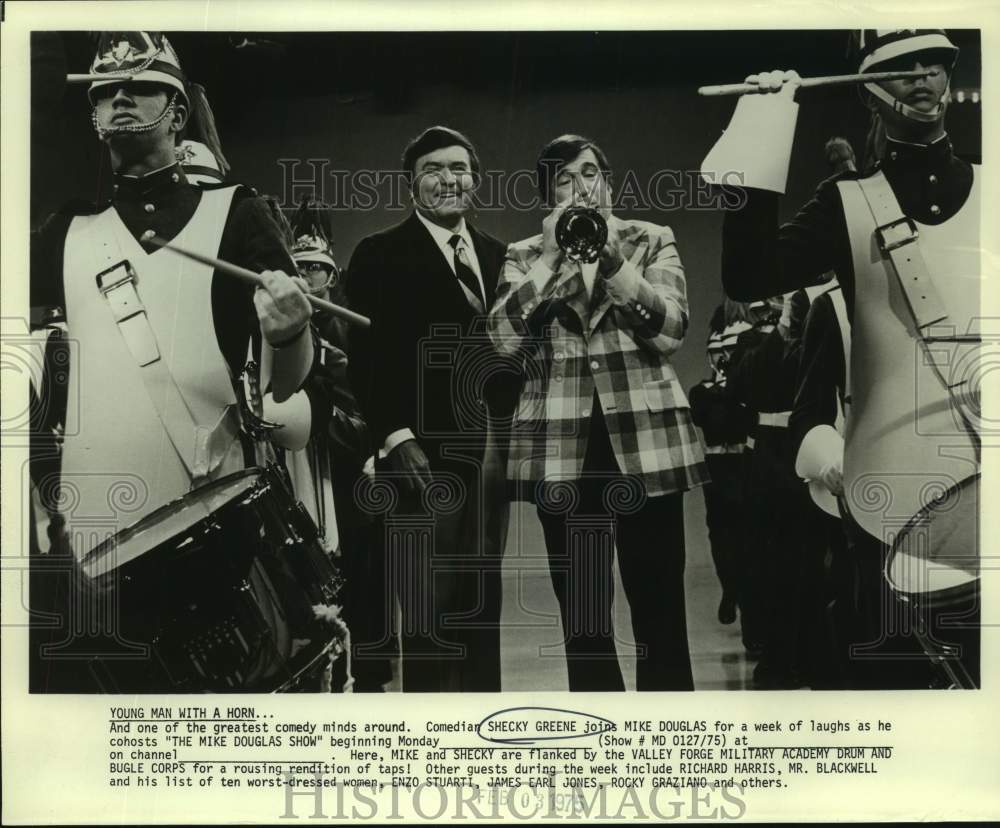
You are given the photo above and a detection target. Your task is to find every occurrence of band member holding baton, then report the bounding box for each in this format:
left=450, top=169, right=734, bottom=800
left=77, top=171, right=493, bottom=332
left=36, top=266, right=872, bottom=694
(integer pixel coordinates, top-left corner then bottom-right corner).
left=702, top=29, right=980, bottom=687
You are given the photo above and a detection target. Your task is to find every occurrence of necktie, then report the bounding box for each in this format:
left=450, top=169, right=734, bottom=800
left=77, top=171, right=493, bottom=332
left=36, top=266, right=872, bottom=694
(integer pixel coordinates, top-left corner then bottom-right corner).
left=448, top=234, right=485, bottom=309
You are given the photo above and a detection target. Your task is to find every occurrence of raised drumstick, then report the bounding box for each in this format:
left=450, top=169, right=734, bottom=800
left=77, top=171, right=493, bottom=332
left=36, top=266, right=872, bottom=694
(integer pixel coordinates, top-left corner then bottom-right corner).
left=149, top=235, right=371, bottom=329
left=699, top=68, right=936, bottom=97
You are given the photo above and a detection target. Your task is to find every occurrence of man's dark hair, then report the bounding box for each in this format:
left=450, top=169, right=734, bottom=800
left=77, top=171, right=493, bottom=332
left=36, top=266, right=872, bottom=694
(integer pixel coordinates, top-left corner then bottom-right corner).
left=402, top=125, right=481, bottom=185
left=535, top=134, right=612, bottom=205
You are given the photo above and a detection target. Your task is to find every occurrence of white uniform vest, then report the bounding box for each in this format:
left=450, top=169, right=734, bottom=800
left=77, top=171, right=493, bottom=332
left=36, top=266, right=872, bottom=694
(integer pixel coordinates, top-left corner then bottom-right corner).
left=837, top=168, right=980, bottom=543
left=60, top=187, right=245, bottom=559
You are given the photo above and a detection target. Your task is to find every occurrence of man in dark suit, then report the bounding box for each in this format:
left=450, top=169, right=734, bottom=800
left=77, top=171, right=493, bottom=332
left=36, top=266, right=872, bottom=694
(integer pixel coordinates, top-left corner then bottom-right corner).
left=345, top=126, right=515, bottom=692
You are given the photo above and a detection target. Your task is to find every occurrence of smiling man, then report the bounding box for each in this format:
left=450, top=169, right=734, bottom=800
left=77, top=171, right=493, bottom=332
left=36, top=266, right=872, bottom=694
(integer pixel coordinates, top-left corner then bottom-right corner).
left=345, top=125, right=515, bottom=692
left=488, top=135, right=708, bottom=692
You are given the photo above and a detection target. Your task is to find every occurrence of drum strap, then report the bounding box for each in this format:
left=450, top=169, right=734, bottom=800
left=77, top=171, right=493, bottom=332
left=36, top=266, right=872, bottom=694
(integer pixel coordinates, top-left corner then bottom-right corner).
left=854, top=174, right=979, bottom=451
left=856, top=174, right=950, bottom=335
left=97, top=261, right=237, bottom=482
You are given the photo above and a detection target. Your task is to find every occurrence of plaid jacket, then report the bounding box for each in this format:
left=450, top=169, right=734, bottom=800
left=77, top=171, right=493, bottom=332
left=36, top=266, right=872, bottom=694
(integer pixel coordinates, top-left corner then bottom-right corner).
left=487, top=217, right=708, bottom=500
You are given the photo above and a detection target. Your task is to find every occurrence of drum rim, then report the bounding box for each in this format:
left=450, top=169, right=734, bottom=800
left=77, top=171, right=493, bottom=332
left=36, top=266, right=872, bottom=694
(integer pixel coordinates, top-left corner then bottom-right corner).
left=885, top=471, right=980, bottom=598
left=80, top=466, right=267, bottom=569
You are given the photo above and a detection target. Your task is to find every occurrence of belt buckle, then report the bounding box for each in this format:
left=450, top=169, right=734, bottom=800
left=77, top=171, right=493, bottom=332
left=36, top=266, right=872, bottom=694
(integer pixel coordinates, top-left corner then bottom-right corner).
left=875, top=217, right=919, bottom=253
left=96, top=259, right=137, bottom=294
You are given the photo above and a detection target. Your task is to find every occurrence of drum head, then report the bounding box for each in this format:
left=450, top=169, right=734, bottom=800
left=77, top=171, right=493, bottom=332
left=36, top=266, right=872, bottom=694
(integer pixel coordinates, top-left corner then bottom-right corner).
left=81, top=469, right=262, bottom=579
left=886, top=473, right=979, bottom=599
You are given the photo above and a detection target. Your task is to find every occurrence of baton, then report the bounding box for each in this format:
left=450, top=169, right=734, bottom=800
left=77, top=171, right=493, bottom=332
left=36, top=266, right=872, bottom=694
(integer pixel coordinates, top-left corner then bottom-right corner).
left=699, top=68, right=936, bottom=97
left=149, top=235, right=371, bottom=329
left=66, top=73, right=129, bottom=83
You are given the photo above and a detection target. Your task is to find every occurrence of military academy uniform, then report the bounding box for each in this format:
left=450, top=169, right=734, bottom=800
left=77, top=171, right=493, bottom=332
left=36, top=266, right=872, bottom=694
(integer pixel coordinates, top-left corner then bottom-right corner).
left=31, top=36, right=310, bottom=559
left=688, top=306, right=754, bottom=627
left=723, top=295, right=815, bottom=687
left=286, top=202, right=393, bottom=693
left=705, top=29, right=980, bottom=687
left=29, top=32, right=318, bottom=691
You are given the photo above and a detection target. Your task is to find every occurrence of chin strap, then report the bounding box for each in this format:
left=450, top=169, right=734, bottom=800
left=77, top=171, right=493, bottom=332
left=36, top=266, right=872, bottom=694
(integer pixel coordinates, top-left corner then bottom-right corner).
left=864, top=81, right=949, bottom=124
left=91, top=92, right=178, bottom=140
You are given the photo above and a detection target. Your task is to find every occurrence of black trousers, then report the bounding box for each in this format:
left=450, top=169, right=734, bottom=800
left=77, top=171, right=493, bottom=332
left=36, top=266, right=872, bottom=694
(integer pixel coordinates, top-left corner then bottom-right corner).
left=702, top=453, right=744, bottom=601
left=535, top=408, right=693, bottom=692
left=741, top=427, right=812, bottom=675
left=338, top=521, right=395, bottom=691
left=383, top=438, right=507, bottom=693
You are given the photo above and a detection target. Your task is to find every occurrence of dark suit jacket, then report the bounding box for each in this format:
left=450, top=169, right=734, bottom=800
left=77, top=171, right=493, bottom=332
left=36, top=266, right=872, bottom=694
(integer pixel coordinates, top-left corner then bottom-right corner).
left=345, top=212, right=518, bottom=469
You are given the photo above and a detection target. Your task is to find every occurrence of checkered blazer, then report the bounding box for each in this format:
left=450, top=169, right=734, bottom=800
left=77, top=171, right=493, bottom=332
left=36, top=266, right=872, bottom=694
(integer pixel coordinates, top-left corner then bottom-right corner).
left=487, top=216, right=708, bottom=500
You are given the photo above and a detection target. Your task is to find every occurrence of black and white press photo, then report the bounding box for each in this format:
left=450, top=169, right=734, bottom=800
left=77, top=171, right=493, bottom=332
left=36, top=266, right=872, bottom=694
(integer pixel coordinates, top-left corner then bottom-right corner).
left=18, top=25, right=986, bottom=697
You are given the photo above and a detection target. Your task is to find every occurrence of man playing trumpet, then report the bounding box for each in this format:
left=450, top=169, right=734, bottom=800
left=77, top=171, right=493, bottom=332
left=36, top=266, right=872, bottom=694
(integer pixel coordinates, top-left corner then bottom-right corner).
left=488, top=135, right=707, bottom=691
left=702, top=29, right=981, bottom=687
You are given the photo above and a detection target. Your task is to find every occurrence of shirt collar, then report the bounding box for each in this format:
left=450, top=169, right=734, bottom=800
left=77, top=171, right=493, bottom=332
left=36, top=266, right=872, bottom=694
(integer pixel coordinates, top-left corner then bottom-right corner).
left=113, top=162, right=189, bottom=200
left=415, top=209, right=472, bottom=252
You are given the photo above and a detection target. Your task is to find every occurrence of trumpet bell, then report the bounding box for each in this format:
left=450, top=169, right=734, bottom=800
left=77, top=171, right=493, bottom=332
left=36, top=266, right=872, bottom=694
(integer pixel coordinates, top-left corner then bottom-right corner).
left=556, top=206, right=608, bottom=264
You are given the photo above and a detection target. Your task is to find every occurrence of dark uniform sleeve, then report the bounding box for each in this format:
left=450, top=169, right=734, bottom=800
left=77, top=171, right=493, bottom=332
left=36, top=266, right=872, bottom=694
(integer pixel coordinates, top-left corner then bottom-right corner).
left=789, top=292, right=845, bottom=454
left=721, top=177, right=856, bottom=307
left=305, top=342, right=370, bottom=462
left=214, top=190, right=315, bottom=381
left=31, top=212, right=75, bottom=309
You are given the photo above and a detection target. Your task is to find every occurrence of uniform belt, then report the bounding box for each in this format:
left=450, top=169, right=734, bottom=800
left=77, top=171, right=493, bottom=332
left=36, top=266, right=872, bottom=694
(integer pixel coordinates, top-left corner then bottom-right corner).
left=757, top=411, right=791, bottom=427
left=705, top=443, right=745, bottom=455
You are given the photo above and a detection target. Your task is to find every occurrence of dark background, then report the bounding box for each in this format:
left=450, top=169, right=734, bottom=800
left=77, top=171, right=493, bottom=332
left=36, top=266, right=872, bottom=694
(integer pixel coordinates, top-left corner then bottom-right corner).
left=30, top=30, right=981, bottom=389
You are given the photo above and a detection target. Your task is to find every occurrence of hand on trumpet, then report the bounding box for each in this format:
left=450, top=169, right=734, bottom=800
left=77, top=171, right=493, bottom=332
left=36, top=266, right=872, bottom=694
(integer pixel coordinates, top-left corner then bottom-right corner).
left=540, top=198, right=572, bottom=272
left=743, top=69, right=802, bottom=100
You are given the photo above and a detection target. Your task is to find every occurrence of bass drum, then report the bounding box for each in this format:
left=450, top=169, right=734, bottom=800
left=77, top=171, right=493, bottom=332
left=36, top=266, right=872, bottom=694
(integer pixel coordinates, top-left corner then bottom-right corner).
left=885, top=473, right=979, bottom=689
left=79, top=466, right=344, bottom=692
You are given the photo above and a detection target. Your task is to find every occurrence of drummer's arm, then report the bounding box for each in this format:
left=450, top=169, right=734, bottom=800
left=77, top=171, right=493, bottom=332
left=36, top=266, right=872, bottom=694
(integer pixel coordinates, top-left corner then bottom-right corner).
left=220, top=192, right=319, bottom=402
left=721, top=177, right=850, bottom=301
left=790, top=292, right=843, bottom=456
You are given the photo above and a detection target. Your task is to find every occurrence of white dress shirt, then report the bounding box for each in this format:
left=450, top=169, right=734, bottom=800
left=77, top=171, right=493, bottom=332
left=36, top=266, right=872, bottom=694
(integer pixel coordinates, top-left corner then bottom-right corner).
left=414, top=209, right=486, bottom=300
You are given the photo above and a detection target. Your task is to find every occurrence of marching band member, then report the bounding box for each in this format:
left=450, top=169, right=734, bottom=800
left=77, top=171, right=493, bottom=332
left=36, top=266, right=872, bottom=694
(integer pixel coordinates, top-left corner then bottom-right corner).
left=703, top=29, right=980, bottom=687
left=29, top=32, right=319, bottom=691
left=723, top=293, right=813, bottom=687
left=31, top=32, right=314, bottom=557
left=488, top=134, right=707, bottom=691
left=287, top=201, right=392, bottom=693
left=688, top=304, right=754, bottom=627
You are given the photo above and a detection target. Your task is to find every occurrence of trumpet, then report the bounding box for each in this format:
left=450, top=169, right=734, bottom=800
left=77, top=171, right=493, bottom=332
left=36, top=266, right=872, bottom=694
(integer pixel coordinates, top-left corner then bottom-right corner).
left=555, top=206, right=608, bottom=264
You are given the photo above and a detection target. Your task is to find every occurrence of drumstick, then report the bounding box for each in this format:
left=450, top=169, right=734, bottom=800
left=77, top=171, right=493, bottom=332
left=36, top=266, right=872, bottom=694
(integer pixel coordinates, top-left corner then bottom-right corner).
left=148, top=235, right=371, bottom=329
left=699, top=68, right=935, bottom=97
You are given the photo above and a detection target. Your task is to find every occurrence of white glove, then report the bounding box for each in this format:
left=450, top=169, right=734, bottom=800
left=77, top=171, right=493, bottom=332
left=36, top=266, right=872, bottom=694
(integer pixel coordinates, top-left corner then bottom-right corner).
left=818, top=460, right=844, bottom=497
